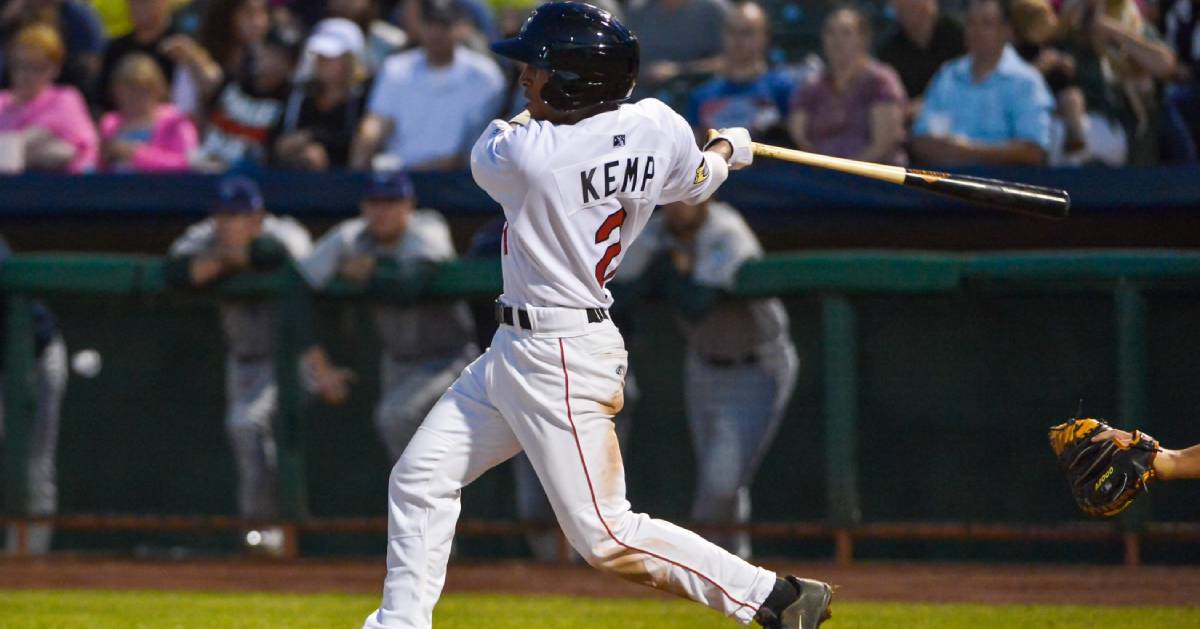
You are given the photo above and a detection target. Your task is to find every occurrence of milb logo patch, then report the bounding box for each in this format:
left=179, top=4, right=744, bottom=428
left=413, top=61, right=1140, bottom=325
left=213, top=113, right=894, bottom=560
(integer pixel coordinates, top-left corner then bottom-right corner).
left=693, top=157, right=708, bottom=184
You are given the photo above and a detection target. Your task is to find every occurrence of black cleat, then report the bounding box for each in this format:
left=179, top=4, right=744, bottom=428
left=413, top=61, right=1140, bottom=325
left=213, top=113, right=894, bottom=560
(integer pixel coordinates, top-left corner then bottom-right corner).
left=756, top=576, right=834, bottom=629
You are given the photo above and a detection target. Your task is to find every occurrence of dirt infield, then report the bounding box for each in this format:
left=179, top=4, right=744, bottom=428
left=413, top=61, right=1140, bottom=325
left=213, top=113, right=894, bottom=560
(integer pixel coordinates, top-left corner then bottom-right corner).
left=1, top=557, right=1198, bottom=607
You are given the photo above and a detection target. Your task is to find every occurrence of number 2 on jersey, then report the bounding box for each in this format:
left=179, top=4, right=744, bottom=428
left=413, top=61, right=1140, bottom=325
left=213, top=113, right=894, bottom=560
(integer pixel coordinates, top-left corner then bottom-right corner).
left=593, top=208, right=627, bottom=286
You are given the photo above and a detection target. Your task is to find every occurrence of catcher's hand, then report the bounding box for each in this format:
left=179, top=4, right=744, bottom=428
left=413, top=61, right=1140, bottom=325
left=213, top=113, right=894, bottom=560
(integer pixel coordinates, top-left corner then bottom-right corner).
left=1048, top=418, right=1160, bottom=517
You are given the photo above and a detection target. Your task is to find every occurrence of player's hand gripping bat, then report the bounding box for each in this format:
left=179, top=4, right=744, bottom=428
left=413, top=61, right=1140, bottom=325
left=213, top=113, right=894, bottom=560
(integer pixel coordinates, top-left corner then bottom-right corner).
left=706, top=129, right=1070, bottom=219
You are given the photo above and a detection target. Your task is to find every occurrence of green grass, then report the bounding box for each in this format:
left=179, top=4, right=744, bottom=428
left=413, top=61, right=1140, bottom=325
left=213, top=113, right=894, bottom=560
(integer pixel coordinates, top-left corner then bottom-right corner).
left=0, top=590, right=1196, bottom=628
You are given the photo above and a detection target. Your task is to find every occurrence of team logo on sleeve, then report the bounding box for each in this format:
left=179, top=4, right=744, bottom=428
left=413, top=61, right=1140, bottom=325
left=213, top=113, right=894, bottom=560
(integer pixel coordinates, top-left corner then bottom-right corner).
left=693, top=157, right=709, bottom=184
left=613, top=134, right=626, bottom=147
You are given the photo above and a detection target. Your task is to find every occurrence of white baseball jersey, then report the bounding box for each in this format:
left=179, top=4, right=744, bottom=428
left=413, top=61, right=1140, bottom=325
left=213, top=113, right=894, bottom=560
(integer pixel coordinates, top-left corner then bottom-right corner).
left=469, top=97, right=730, bottom=310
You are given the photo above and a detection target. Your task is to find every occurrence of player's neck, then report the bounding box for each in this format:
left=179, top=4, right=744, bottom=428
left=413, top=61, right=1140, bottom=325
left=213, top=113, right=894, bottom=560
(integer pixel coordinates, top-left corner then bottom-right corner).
left=540, top=102, right=620, bottom=125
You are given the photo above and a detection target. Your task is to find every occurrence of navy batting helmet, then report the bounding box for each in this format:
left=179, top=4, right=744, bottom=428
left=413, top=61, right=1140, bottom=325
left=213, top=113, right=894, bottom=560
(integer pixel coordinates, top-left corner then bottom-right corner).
left=491, top=2, right=639, bottom=112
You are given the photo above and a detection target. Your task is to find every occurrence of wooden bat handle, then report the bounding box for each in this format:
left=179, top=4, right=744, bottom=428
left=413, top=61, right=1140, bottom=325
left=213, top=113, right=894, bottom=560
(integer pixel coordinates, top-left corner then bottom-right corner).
left=705, top=129, right=906, bottom=183
left=750, top=142, right=907, bottom=184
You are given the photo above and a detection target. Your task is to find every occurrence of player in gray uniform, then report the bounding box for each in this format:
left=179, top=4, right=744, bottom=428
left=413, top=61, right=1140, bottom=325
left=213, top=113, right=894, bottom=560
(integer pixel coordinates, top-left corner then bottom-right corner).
left=0, top=237, right=67, bottom=555
left=166, top=176, right=331, bottom=549
left=618, top=199, right=798, bottom=559
left=299, top=171, right=478, bottom=461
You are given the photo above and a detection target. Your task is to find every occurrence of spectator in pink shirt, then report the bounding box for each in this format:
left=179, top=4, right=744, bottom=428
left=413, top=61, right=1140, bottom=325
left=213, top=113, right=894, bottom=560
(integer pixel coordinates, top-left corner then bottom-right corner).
left=0, top=24, right=98, bottom=173
left=788, top=7, right=909, bottom=165
left=99, top=52, right=197, bottom=172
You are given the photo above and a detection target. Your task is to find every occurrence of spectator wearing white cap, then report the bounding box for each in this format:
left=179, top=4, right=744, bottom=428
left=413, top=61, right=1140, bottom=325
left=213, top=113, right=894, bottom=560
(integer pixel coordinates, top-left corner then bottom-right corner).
left=271, top=18, right=370, bottom=170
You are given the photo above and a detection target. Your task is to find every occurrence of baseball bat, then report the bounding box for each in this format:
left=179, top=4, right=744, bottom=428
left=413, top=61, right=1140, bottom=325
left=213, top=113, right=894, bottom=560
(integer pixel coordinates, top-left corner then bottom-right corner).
left=707, top=131, right=1070, bottom=219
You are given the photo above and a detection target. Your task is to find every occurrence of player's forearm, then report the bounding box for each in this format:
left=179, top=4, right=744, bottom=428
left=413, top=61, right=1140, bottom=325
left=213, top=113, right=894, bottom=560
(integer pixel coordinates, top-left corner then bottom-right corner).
left=182, top=253, right=243, bottom=286
left=1155, top=444, right=1200, bottom=480
left=706, top=141, right=734, bottom=163
left=302, top=346, right=334, bottom=373
left=186, top=254, right=231, bottom=286
left=300, top=344, right=353, bottom=404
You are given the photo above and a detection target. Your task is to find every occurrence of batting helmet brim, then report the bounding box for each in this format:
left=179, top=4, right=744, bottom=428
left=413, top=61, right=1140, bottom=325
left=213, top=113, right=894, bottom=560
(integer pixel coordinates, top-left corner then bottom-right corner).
left=490, top=38, right=551, bottom=68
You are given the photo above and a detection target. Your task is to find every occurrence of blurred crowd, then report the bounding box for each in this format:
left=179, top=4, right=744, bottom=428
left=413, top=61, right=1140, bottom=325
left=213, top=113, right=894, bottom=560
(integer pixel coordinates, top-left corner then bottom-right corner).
left=0, top=0, right=1196, bottom=175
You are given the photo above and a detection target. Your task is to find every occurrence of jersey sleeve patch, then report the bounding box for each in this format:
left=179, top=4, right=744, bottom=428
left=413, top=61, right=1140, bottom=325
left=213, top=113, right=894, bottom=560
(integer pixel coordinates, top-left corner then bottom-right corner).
left=693, top=156, right=709, bottom=185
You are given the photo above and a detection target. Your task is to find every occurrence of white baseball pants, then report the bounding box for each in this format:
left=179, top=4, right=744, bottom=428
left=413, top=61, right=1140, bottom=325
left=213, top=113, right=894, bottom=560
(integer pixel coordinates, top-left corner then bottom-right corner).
left=363, top=309, right=777, bottom=628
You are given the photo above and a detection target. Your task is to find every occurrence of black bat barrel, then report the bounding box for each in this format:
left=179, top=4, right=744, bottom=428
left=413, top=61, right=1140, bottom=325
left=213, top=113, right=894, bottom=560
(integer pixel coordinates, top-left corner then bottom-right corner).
left=904, top=170, right=1071, bottom=219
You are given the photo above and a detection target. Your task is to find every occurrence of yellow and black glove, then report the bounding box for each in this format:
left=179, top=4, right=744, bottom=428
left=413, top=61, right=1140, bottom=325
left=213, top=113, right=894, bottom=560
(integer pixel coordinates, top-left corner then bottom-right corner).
left=1048, top=418, right=1160, bottom=517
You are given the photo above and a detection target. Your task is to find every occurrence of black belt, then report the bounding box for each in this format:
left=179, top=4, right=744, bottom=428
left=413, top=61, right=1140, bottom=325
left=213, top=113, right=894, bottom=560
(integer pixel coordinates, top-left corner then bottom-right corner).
left=494, top=301, right=608, bottom=330
left=701, top=353, right=759, bottom=368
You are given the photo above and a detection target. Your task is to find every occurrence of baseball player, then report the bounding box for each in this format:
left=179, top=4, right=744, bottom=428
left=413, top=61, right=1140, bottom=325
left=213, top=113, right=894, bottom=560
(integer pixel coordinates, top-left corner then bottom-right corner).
left=616, top=198, right=798, bottom=560
left=166, top=176, right=338, bottom=553
left=0, top=236, right=67, bottom=555
left=298, top=171, right=478, bottom=461
left=362, top=4, right=832, bottom=629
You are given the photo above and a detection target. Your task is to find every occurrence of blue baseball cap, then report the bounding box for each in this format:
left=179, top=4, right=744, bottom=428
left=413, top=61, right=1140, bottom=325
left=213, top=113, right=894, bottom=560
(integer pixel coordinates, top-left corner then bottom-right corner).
left=213, top=175, right=264, bottom=214
left=363, top=170, right=416, bottom=202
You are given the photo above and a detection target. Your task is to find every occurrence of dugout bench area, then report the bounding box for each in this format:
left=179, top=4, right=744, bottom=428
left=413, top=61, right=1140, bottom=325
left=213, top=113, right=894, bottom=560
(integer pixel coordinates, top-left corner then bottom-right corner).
left=2, top=250, right=1200, bottom=564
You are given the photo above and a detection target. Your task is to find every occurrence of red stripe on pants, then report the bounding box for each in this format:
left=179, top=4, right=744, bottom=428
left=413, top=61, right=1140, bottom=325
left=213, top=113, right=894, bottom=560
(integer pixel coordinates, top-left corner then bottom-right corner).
left=556, top=338, right=753, bottom=614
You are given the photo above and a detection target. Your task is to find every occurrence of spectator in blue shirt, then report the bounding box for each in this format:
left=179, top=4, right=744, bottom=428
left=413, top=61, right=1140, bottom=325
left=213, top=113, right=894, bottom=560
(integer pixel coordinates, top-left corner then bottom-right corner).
left=910, top=0, right=1053, bottom=166
left=685, top=1, right=795, bottom=147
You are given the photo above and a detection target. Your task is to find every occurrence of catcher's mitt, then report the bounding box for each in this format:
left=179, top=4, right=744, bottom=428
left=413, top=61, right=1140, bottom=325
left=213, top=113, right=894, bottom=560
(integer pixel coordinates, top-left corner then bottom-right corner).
left=1048, top=418, right=1160, bottom=517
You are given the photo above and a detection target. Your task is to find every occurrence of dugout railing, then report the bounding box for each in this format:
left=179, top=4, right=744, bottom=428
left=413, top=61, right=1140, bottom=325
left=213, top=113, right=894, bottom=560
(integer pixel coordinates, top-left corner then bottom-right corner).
left=3, top=250, right=1200, bottom=563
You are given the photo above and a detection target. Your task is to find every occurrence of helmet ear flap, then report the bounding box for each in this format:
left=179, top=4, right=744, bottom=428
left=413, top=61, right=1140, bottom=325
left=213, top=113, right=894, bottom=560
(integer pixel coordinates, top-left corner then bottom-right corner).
left=541, top=69, right=580, bottom=111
